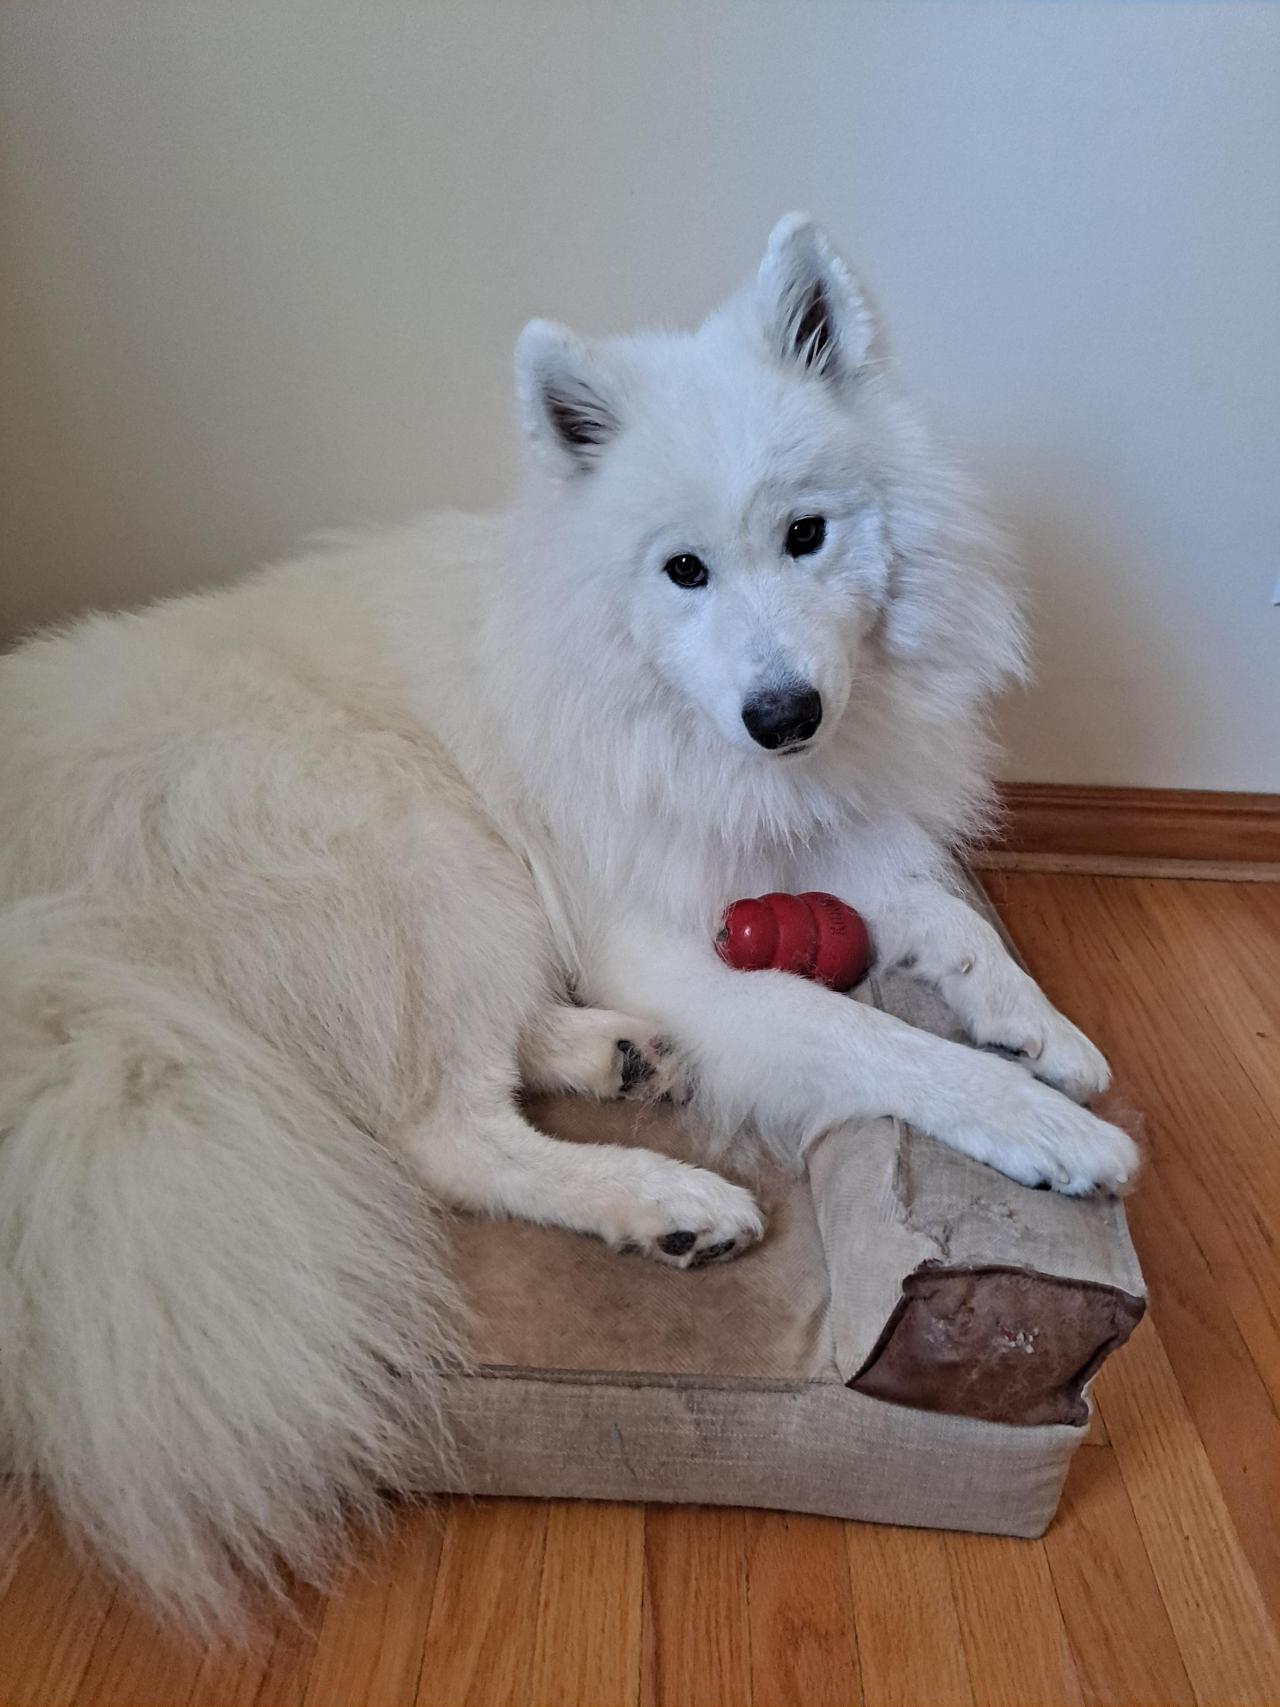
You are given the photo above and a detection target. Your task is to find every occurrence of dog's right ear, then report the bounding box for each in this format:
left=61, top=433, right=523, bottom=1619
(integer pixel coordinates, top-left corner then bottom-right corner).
left=515, top=320, right=621, bottom=475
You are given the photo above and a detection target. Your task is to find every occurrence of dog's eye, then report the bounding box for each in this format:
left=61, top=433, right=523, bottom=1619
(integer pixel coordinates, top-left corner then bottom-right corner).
left=785, top=516, right=827, bottom=558
left=664, top=553, right=710, bottom=589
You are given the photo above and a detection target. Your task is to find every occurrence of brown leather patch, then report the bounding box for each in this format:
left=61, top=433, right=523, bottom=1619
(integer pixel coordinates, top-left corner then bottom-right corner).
left=849, top=1264, right=1146, bottom=1426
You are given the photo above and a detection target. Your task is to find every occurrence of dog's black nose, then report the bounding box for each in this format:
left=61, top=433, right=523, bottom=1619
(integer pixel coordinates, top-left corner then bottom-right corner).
left=741, top=686, right=823, bottom=751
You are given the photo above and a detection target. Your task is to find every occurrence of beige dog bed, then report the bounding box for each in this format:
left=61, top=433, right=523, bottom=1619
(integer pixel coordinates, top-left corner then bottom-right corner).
left=434, top=887, right=1145, bottom=1538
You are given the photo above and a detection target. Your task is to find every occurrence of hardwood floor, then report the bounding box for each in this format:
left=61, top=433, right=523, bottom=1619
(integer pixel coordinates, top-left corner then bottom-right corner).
left=2, top=873, right=1279, bottom=1706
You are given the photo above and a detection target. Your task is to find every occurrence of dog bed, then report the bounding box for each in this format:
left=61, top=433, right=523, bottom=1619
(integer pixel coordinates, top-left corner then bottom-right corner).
left=434, top=883, right=1145, bottom=1539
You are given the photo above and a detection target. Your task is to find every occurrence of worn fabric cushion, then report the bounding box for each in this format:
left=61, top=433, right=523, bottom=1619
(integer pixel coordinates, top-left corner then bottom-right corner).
left=431, top=881, right=1145, bottom=1538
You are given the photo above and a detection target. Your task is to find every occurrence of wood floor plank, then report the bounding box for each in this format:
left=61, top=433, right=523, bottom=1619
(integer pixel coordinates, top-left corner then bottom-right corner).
left=1044, top=1446, right=1193, bottom=1706
left=845, top=1523, right=972, bottom=1707
left=945, top=1531, right=1083, bottom=1707
left=641, top=1507, right=752, bottom=1707
left=744, top=1512, right=861, bottom=1707
left=0, top=1509, right=115, bottom=1707
left=204, top=1594, right=328, bottom=1707
left=72, top=1575, right=324, bottom=1707
left=300, top=1504, right=444, bottom=1707
left=528, top=1502, right=644, bottom=1707
left=1082, top=1402, right=1110, bottom=1446
left=0, top=1514, right=400, bottom=1707
left=1120, top=1156, right=1280, bottom=1627
left=1154, top=880, right=1280, bottom=1123
left=415, top=1498, right=547, bottom=1707
left=1092, top=1314, right=1280, bottom=1705
left=1167, top=873, right=1280, bottom=1044
left=74, top=1602, right=213, bottom=1707
left=1226, top=879, right=1280, bottom=1023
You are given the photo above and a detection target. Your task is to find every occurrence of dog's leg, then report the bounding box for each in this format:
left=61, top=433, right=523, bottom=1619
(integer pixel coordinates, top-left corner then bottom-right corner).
left=517, top=1003, right=688, bottom=1101
left=586, top=923, right=1137, bottom=1195
left=803, top=822, right=1110, bottom=1101
left=401, top=1100, right=761, bottom=1266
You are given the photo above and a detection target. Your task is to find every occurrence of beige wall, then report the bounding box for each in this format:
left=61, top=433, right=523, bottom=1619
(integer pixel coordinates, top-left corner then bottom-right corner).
left=2, top=1, right=1277, bottom=788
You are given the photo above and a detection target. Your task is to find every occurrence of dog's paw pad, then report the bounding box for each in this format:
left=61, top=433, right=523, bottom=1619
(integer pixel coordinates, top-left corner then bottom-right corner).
left=658, top=1229, right=698, bottom=1257
left=608, top=1029, right=690, bottom=1102
left=691, top=1237, right=737, bottom=1266
left=617, top=1039, right=655, bottom=1092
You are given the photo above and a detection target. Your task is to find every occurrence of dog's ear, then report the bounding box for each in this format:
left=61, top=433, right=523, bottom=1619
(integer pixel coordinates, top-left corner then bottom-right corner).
left=515, top=320, right=621, bottom=474
left=756, top=214, right=879, bottom=385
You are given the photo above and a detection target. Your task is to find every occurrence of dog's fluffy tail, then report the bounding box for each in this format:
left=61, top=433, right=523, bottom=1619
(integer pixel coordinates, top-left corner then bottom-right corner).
left=0, top=919, right=464, bottom=1631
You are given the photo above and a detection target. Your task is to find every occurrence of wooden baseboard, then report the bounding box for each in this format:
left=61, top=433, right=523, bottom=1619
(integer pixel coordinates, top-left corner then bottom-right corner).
left=973, top=850, right=1280, bottom=883
left=986, top=783, right=1280, bottom=865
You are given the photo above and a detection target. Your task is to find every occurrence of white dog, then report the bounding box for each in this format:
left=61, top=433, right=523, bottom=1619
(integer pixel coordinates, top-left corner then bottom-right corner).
left=0, top=216, right=1137, bottom=1626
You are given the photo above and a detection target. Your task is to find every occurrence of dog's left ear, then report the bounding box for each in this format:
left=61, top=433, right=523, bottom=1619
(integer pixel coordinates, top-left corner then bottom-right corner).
left=515, top=320, right=621, bottom=475
left=756, top=214, right=880, bottom=385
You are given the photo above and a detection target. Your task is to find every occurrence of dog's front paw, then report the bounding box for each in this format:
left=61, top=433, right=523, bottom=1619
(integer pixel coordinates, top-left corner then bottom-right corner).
left=602, top=1158, right=765, bottom=1268
left=612, top=1032, right=691, bottom=1103
left=980, top=1008, right=1111, bottom=1103
left=943, top=966, right=1111, bottom=1102
left=530, top=1007, right=693, bottom=1102
left=953, top=1068, right=1139, bottom=1197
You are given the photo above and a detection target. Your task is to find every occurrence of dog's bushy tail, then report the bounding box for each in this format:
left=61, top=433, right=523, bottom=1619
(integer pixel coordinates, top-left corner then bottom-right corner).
left=0, top=919, right=464, bottom=1631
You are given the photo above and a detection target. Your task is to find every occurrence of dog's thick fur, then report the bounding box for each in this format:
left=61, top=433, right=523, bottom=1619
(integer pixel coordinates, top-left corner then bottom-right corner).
left=0, top=217, right=1137, bottom=1627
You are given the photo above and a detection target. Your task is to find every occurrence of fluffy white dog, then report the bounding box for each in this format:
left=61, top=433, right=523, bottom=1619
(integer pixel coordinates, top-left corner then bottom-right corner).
left=0, top=216, right=1136, bottom=1625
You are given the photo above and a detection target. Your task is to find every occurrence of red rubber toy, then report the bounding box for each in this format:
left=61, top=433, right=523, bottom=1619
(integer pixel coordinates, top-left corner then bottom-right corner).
left=716, top=891, right=871, bottom=991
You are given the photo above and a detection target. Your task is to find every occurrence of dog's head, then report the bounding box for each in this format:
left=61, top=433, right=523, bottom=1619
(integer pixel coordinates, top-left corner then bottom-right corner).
left=514, top=215, right=908, bottom=759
